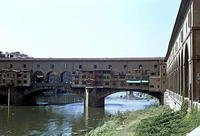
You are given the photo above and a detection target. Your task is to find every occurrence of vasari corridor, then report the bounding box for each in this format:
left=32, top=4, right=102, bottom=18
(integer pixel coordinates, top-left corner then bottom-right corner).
left=1, top=0, right=200, bottom=136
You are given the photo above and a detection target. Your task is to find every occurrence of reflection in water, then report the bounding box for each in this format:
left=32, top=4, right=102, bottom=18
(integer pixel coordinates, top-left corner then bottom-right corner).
left=0, top=92, right=157, bottom=136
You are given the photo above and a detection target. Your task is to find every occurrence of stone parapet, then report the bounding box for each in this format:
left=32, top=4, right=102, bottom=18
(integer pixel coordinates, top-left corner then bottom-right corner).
left=164, top=90, right=182, bottom=111
left=164, top=89, right=200, bottom=112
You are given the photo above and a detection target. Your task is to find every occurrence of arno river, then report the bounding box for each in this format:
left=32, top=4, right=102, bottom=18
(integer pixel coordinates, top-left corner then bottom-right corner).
left=0, top=92, right=157, bottom=136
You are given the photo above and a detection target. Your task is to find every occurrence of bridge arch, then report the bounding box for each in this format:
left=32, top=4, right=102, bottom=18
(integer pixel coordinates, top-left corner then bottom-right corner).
left=94, top=89, right=163, bottom=105
left=60, top=71, right=72, bottom=83
left=33, top=71, right=45, bottom=83
left=46, top=71, right=60, bottom=83
left=22, top=87, right=84, bottom=105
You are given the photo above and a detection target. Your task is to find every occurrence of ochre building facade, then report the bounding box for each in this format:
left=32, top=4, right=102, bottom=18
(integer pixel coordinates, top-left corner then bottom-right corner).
left=165, top=0, right=200, bottom=103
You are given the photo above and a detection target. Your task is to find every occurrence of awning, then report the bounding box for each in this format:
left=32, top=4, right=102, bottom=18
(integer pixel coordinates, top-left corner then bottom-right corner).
left=141, top=80, right=149, bottom=83
left=126, top=80, right=141, bottom=84
left=126, top=80, right=149, bottom=84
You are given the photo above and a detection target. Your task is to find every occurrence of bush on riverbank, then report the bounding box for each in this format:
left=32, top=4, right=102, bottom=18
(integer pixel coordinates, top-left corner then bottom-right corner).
left=86, top=106, right=170, bottom=136
left=86, top=103, right=200, bottom=136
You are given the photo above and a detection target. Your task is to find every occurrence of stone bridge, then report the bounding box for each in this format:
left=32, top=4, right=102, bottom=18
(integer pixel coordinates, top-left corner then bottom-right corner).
left=0, top=83, right=163, bottom=107
left=0, top=57, right=165, bottom=107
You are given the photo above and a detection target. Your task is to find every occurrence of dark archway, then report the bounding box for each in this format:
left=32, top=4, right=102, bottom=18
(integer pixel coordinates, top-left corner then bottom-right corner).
left=46, top=71, right=60, bottom=83
left=178, top=54, right=181, bottom=94
left=176, top=57, right=179, bottom=93
left=181, top=50, right=184, bottom=96
left=184, top=45, right=189, bottom=97
left=60, top=71, right=72, bottom=83
left=33, top=71, right=44, bottom=83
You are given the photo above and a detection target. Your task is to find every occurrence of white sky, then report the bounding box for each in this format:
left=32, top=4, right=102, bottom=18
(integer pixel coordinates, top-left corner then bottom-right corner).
left=0, top=0, right=181, bottom=58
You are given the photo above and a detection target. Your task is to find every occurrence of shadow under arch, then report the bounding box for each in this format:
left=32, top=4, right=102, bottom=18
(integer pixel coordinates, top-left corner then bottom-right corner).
left=60, top=71, right=72, bottom=83
left=99, top=89, right=163, bottom=105
left=21, top=88, right=84, bottom=105
left=46, top=71, right=60, bottom=83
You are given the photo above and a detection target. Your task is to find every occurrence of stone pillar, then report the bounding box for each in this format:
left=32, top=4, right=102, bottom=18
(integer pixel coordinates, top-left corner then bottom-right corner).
left=84, top=87, right=89, bottom=108
left=84, top=87, right=105, bottom=107
left=9, top=88, right=23, bottom=105
left=159, top=93, right=164, bottom=105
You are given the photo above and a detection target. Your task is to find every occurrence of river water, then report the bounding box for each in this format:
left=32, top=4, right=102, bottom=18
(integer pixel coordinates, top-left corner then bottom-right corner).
left=0, top=92, right=157, bottom=136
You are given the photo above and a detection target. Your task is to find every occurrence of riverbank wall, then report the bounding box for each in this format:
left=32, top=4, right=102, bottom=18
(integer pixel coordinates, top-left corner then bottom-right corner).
left=164, top=89, right=200, bottom=136
left=164, top=89, right=200, bottom=112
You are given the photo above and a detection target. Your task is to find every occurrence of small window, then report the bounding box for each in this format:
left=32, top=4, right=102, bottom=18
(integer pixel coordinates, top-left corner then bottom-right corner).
left=82, top=75, right=86, bottom=78
left=150, top=85, right=154, bottom=88
left=17, top=80, right=21, bottom=84
left=105, top=82, right=109, bottom=86
left=154, top=64, right=158, bottom=69
left=157, top=85, right=160, bottom=88
left=139, top=65, right=142, bottom=69
left=23, top=64, right=27, bottom=68
left=50, top=64, right=54, bottom=69
left=129, top=83, right=133, bottom=86
left=37, top=64, right=40, bottom=68
left=93, top=65, right=97, bottom=69
left=79, top=65, right=82, bottom=69
left=7, top=74, right=10, bottom=77
left=17, top=74, right=22, bottom=78
left=24, top=75, right=27, bottom=78
left=75, top=81, right=79, bottom=84
left=186, top=22, right=188, bottom=33
left=123, top=65, right=127, bottom=69
left=10, top=64, right=13, bottom=68
left=112, top=82, right=116, bottom=86
left=188, top=11, right=191, bottom=28
left=181, top=30, right=183, bottom=42
left=24, top=80, right=27, bottom=84
left=82, top=81, right=86, bottom=85
left=175, top=42, right=178, bottom=51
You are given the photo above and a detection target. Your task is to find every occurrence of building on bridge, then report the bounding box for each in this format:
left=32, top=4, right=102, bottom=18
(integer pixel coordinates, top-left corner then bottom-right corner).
left=165, top=0, right=200, bottom=108
left=71, top=64, right=166, bottom=93
left=0, top=69, right=31, bottom=87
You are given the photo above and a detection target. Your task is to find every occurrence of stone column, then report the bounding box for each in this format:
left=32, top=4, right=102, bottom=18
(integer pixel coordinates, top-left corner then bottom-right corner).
left=84, top=87, right=105, bottom=107
left=84, top=87, right=89, bottom=108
